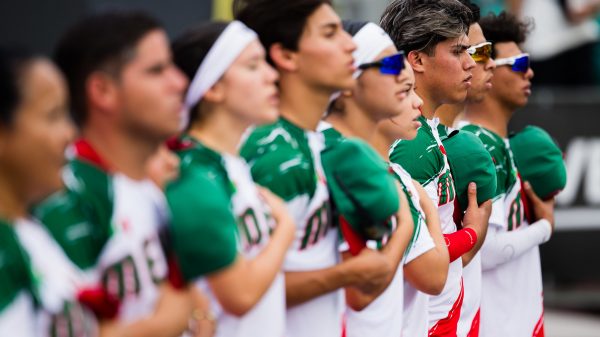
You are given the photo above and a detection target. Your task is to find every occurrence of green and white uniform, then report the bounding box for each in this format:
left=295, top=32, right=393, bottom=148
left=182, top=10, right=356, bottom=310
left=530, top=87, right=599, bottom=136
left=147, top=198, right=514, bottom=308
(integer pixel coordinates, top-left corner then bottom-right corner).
left=320, top=123, right=405, bottom=337
left=461, top=123, right=549, bottom=337
left=0, top=219, right=37, bottom=337
left=36, top=140, right=169, bottom=324
left=166, top=136, right=285, bottom=337
left=241, top=118, right=338, bottom=337
left=390, top=116, right=463, bottom=331
left=0, top=216, right=98, bottom=337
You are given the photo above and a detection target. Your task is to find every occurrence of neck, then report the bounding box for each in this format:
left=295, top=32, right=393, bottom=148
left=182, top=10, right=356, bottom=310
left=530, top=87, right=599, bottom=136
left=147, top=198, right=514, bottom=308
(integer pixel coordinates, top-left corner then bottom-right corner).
left=0, top=172, right=27, bottom=220
left=188, top=108, right=248, bottom=156
left=465, top=97, right=513, bottom=137
left=415, top=77, right=442, bottom=119
left=279, top=75, right=332, bottom=131
left=81, top=115, right=159, bottom=180
left=369, top=130, right=393, bottom=161
left=325, top=100, right=378, bottom=141
left=436, top=103, right=465, bottom=127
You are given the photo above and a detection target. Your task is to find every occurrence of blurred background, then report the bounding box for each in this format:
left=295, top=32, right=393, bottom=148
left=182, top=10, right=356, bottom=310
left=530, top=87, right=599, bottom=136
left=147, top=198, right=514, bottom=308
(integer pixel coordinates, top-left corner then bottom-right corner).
left=2, top=0, right=599, bottom=334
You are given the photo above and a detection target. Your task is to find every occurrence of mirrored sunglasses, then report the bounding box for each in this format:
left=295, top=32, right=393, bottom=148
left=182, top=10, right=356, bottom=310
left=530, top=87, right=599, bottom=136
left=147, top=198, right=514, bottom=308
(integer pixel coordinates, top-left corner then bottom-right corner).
left=467, top=42, right=492, bottom=63
left=358, top=52, right=405, bottom=75
left=494, top=53, right=530, bottom=73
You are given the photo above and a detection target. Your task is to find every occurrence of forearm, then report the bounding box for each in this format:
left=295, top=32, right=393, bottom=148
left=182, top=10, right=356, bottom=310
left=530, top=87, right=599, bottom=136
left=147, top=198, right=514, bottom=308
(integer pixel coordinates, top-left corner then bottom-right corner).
left=462, top=210, right=491, bottom=266
left=237, top=216, right=295, bottom=307
left=443, top=229, right=477, bottom=262
left=481, top=219, right=552, bottom=271
left=100, top=284, right=193, bottom=337
left=285, top=262, right=355, bottom=307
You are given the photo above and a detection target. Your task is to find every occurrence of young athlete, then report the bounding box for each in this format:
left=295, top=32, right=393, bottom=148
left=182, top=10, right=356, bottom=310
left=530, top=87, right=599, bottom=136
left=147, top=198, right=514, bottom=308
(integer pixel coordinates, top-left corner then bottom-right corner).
left=0, top=46, right=103, bottom=336
left=462, top=12, right=555, bottom=337
left=234, top=1, right=394, bottom=336
left=380, top=1, right=492, bottom=335
left=320, top=20, right=415, bottom=337
left=166, top=20, right=295, bottom=337
left=436, top=2, right=498, bottom=335
left=34, top=11, right=194, bottom=336
left=325, top=21, right=449, bottom=337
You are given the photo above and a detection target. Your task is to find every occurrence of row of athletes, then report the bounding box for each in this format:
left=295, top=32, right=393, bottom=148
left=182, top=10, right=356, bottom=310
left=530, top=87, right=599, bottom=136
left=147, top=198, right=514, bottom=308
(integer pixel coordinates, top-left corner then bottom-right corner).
left=0, top=0, right=566, bottom=336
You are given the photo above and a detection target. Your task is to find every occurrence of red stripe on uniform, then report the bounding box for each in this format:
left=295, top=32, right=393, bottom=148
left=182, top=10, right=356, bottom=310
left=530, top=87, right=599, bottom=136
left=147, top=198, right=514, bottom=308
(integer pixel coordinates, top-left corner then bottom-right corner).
left=532, top=306, right=545, bottom=337
left=428, top=279, right=464, bottom=337
left=467, top=308, right=480, bottom=337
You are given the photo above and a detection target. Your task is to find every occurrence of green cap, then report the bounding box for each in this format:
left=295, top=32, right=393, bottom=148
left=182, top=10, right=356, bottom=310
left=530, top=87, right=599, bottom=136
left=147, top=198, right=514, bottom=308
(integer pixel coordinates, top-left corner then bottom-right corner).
left=443, top=130, right=497, bottom=211
left=321, top=135, right=399, bottom=241
left=509, top=125, right=566, bottom=200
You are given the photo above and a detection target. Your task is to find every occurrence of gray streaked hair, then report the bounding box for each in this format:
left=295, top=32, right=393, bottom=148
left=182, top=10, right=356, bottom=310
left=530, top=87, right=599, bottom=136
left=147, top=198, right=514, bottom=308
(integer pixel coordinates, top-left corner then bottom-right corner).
left=380, top=0, right=473, bottom=55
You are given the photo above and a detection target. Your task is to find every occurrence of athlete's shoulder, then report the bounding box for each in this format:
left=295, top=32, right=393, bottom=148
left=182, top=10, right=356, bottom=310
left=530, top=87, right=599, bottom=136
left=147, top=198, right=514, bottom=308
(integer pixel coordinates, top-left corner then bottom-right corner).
left=166, top=163, right=238, bottom=282
left=33, top=158, right=114, bottom=270
left=241, top=119, right=317, bottom=201
left=390, top=120, right=444, bottom=186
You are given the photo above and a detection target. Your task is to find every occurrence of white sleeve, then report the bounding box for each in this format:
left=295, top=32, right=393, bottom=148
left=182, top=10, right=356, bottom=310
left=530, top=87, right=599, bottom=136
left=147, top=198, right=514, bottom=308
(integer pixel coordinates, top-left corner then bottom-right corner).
left=422, top=180, right=439, bottom=207
left=480, top=218, right=552, bottom=271
left=404, top=218, right=435, bottom=265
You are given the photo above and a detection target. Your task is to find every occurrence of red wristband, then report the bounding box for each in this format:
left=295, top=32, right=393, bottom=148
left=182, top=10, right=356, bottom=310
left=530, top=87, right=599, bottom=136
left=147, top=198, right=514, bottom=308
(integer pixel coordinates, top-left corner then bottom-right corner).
left=443, top=228, right=478, bottom=262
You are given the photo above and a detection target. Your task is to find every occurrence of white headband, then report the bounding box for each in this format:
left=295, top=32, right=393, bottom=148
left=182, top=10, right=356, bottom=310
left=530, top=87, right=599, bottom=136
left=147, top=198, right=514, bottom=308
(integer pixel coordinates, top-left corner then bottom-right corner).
left=181, top=21, right=258, bottom=128
left=351, top=22, right=395, bottom=79
left=328, top=22, right=395, bottom=104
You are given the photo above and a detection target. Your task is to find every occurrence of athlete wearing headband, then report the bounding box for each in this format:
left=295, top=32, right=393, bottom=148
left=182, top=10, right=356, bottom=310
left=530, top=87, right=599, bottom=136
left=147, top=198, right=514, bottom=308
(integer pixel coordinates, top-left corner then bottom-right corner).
left=326, top=21, right=448, bottom=337
left=167, top=20, right=295, bottom=337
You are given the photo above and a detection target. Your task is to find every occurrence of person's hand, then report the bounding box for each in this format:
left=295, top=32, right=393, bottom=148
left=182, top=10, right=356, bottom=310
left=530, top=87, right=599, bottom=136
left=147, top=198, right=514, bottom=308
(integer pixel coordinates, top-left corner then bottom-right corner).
left=347, top=248, right=391, bottom=294
left=462, top=182, right=492, bottom=237
left=523, top=181, right=556, bottom=232
left=257, top=186, right=295, bottom=242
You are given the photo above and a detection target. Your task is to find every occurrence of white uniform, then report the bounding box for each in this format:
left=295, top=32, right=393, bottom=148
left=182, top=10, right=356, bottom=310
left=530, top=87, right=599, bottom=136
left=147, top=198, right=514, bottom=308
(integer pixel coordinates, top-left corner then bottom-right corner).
left=392, top=163, right=436, bottom=337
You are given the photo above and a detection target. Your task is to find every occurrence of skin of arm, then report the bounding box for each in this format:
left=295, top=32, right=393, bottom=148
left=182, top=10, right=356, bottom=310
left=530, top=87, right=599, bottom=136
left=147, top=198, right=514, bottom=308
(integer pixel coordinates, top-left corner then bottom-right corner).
left=205, top=187, right=295, bottom=317
left=343, top=187, right=414, bottom=311
left=403, top=180, right=449, bottom=295
left=99, top=283, right=194, bottom=337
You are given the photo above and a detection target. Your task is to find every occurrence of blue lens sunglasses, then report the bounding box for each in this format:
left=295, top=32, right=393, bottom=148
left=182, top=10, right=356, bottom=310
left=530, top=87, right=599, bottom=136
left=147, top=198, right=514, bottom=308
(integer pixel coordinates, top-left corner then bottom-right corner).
left=494, top=53, right=530, bottom=73
left=358, top=51, right=405, bottom=75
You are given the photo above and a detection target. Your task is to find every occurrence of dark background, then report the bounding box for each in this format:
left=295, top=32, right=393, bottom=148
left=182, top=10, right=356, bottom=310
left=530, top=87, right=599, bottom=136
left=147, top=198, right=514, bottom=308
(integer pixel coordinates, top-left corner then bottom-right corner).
left=0, top=0, right=212, bottom=55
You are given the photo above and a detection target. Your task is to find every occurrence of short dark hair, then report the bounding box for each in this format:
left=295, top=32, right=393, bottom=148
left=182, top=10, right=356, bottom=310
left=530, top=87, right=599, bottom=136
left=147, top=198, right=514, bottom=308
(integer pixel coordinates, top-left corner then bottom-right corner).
left=380, top=0, right=473, bottom=55
left=54, top=10, right=162, bottom=127
left=172, top=21, right=229, bottom=127
left=0, top=46, right=36, bottom=126
left=233, top=0, right=332, bottom=64
left=458, top=0, right=480, bottom=24
left=479, top=11, right=533, bottom=58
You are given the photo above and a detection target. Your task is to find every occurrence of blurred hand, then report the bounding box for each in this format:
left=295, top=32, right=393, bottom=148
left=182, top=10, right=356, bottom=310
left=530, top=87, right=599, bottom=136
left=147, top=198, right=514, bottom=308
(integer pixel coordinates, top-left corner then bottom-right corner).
left=523, top=181, right=556, bottom=232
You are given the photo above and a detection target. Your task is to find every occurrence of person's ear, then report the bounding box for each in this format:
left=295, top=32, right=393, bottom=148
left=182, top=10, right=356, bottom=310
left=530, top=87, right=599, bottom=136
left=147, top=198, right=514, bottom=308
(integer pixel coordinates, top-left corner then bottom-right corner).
left=270, top=42, right=299, bottom=72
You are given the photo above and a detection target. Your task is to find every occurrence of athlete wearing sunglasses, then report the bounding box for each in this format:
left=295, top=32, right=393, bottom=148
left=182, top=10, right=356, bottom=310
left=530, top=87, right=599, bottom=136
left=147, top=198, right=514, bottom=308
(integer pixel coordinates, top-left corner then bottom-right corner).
left=462, top=12, right=551, bottom=337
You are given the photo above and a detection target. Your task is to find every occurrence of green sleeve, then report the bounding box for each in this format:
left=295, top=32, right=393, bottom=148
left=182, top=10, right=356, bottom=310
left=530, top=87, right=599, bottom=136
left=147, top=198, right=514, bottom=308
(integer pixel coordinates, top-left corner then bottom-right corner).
left=241, top=127, right=316, bottom=201
left=33, top=160, right=113, bottom=270
left=462, top=125, right=508, bottom=197
left=389, top=127, right=443, bottom=186
left=0, top=224, right=31, bottom=313
left=166, top=165, right=238, bottom=282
